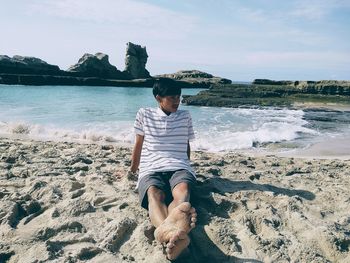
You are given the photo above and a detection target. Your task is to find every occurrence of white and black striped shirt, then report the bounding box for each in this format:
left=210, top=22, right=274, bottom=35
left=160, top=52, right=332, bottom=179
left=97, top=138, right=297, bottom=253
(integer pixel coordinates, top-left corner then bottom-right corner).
left=134, top=107, right=195, bottom=187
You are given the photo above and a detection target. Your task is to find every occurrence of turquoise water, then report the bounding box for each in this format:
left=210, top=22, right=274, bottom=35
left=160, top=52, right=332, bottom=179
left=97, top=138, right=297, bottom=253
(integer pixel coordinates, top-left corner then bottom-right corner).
left=1, top=84, right=349, bottom=152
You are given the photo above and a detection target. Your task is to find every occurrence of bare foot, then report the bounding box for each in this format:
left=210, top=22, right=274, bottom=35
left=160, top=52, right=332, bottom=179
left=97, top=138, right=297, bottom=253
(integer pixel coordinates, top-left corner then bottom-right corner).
left=166, top=233, right=190, bottom=260
left=154, top=202, right=196, bottom=243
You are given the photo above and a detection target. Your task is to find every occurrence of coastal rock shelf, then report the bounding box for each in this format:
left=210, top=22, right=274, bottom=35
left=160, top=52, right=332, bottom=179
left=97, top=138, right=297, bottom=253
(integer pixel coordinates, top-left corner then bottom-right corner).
left=0, top=44, right=223, bottom=88
left=0, top=74, right=155, bottom=87
left=0, top=138, right=349, bottom=262
left=182, top=81, right=350, bottom=108
left=155, top=70, right=232, bottom=86
left=0, top=42, right=155, bottom=87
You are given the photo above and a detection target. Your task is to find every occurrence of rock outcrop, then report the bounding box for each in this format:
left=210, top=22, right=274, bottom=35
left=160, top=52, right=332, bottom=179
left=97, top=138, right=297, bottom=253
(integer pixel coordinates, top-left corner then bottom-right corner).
left=0, top=74, right=154, bottom=87
left=252, top=79, right=295, bottom=86
left=124, top=42, right=150, bottom=79
left=1, top=44, right=226, bottom=89
left=182, top=81, right=350, bottom=108
left=253, top=79, right=350, bottom=95
left=0, top=44, right=230, bottom=88
left=156, top=70, right=232, bottom=86
left=67, top=53, right=128, bottom=79
left=0, top=55, right=61, bottom=75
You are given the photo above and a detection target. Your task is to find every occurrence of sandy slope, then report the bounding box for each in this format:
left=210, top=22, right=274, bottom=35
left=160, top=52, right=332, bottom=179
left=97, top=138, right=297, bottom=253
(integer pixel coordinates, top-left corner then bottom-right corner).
left=0, top=137, right=349, bottom=262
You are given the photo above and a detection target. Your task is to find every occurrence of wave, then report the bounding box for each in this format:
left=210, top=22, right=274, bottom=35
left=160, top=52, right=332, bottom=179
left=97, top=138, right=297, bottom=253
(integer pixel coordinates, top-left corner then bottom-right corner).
left=0, top=121, right=135, bottom=144
left=192, top=121, right=318, bottom=152
left=0, top=108, right=320, bottom=152
left=191, top=107, right=317, bottom=152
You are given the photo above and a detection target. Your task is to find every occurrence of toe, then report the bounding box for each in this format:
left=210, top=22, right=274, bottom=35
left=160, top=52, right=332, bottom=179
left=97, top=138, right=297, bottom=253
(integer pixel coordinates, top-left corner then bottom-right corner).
left=169, top=233, right=179, bottom=245
left=178, top=230, right=187, bottom=239
left=167, top=242, right=175, bottom=249
left=178, top=202, right=191, bottom=212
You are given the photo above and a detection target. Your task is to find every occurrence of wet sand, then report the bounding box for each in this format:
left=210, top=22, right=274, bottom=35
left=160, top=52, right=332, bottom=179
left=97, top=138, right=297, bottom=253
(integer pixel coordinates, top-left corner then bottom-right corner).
left=277, top=137, right=350, bottom=160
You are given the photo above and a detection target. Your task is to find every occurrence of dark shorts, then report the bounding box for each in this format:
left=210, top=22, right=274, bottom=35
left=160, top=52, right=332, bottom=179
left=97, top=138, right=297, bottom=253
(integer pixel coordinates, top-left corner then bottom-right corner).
left=138, top=169, right=196, bottom=210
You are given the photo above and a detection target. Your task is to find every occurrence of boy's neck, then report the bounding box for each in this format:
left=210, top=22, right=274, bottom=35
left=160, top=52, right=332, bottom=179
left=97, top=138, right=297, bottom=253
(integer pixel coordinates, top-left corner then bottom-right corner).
left=159, top=106, right=172, bottom=116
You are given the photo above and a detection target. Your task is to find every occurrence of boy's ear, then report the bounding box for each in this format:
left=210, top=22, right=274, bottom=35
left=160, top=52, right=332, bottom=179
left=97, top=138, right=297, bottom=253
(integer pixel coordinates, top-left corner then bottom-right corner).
left=155, top=95, right=162, bottom=103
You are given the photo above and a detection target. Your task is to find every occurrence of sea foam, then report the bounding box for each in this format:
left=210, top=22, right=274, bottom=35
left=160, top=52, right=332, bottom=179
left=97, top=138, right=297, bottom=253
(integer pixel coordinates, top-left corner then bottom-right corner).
left=0, top=108, right=316, bottom=152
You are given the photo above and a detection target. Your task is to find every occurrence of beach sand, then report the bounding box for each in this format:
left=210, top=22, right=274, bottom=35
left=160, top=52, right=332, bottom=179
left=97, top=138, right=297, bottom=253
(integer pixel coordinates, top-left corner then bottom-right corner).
left=1, top=137, right=350, bottom=262
left=277, top=137, right=350, bottom=160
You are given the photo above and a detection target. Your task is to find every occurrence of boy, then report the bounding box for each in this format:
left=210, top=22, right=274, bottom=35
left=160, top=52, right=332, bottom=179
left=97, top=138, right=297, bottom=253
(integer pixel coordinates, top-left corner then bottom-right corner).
left=129, top=78, right=197, bottom=260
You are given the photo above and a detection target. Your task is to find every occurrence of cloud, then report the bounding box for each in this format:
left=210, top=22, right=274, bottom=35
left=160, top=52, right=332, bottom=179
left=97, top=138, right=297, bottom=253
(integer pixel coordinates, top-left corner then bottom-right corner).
left=289, top=0, right=350, bottom=21
left=3, top=0, right=348, bottom=80
left=245, top=51, right=350, bottom=68
left=27, top=0, right=198, bottom=38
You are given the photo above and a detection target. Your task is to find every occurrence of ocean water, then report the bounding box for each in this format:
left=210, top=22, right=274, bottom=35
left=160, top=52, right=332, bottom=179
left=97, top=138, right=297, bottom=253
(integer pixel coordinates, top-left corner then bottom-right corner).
left=1, top=84, right=349, bottom=153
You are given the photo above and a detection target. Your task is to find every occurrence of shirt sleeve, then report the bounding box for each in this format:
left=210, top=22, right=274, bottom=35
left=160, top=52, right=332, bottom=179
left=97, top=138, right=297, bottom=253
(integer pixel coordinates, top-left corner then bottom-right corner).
left=188, top=112, right=195, bottom=141
left=134, top=108, right=145, bottom=136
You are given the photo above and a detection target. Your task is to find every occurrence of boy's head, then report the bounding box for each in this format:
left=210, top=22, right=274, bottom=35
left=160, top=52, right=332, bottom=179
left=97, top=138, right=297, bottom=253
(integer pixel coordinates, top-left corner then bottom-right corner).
left=152, top=78, right=182, bottom=98
left=153, top=78, right=182, bottom=113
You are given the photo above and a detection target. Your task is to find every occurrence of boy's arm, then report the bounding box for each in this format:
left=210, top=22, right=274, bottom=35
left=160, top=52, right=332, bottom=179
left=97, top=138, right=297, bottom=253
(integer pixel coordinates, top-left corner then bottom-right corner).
left=130, top=134, right=144, bottom=173
left=187, top=140, right=191, bottom=160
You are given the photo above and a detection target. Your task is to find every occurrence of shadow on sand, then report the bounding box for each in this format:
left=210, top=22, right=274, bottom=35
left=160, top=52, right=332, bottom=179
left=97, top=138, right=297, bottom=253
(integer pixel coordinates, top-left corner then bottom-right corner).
left=172, top=176, right=315, bottom=263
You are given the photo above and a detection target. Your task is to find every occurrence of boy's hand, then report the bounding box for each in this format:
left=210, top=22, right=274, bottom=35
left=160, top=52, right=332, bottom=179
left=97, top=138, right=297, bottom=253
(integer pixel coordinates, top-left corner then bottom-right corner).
left=127, top=170, right=138, bottom=181
left=113, top=169, right=138, bottom=181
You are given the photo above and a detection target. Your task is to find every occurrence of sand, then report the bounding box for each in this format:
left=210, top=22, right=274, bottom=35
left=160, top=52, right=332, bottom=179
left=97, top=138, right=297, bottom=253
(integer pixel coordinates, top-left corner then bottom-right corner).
left=1, top=137, right=350, bottom=262
left=277, top=137, right=350, bottom=160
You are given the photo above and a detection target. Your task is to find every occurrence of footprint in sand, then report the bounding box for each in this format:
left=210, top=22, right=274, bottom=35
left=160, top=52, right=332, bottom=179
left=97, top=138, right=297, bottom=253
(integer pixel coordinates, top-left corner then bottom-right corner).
left=36, top=221, right=85, bottom=241
left=100, top=217, right=137, bottom=252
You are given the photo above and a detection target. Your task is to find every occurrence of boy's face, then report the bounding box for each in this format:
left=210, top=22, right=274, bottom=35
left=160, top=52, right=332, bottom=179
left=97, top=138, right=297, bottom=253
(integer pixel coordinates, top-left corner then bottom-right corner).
left=156, top=95, right=181, bottom=113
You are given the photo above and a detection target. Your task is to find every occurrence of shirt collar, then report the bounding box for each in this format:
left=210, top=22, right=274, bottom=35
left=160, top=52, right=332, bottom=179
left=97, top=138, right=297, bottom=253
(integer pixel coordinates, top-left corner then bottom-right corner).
left=156, top=107, right=177, bottom=117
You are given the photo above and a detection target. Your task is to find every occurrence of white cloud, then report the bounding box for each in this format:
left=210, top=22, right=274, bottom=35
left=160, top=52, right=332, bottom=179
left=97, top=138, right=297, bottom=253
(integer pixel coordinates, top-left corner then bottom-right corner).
left=245, top=51, right=350, bottom=68
left=27, top=0, right=198, bottom=39
left=2, top=0, right=348, bottom=80
left=289, top=0, right=350, bottom=21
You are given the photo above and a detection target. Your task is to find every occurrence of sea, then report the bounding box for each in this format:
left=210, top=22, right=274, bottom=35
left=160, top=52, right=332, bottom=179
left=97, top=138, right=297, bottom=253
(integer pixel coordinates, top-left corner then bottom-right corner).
left=1, top=84, right=350, bottom=154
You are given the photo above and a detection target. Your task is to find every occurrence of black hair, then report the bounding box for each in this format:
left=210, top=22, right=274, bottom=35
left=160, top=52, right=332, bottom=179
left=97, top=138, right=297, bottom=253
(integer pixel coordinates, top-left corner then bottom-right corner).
left=152, top=78, right=182, bottom=98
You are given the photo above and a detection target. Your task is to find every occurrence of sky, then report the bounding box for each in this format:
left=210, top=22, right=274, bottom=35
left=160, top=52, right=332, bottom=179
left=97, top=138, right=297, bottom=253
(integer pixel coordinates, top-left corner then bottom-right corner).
left=1, top=0, right=349, bottom=81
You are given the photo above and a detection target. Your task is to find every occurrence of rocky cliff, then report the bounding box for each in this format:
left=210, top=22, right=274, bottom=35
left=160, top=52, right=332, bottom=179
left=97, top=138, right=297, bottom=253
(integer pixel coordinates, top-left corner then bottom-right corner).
left=0, top=44, right=228, bottom=88
left=0, top=42, right=154, bottom=85
left=0, top=55, right=62, bottom=75
left=155, top=70, right=231, bottom=87
left=124, top=42, right=150, bottom=79
left=182, top=81, right=350, bottom=108
left=253, top=79, right=350, bottom=95
left=67, top=53, right=128, bottom=79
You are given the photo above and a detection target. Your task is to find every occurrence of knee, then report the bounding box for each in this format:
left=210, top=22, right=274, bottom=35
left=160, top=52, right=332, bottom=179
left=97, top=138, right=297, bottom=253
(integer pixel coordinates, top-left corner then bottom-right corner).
left=147, top=186, right=165, bottom=203
left=172, top=182, right=191, bottom=202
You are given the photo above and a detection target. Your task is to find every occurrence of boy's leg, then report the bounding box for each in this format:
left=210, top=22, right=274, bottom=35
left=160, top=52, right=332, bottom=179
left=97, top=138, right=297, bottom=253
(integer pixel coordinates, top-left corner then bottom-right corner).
left=147, top=186, right=168, bottom=227
left=140, top=171, right=196, bottom=242
left=168, top=170, right=197, bottom=228
left=138, top=173, right=170, bottom=227
left=154, top=171, right=197, bottom=242
left=161, top=172, right=197, bottom=260
left=168, top=181, right=197, bottom=230
left=147, top=183, right=195, bottom=244
left=168, top=182, right=191, bottom=213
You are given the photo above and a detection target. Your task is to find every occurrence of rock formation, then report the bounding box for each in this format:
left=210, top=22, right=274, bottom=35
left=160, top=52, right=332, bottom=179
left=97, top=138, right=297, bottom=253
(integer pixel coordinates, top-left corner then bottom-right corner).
left=182, top=81, right=350, bottom=108
left=67, top=53, right=128, bottom=79
left=156, top=70, right=232, bottom=86
left=0, top=55, right=61, bottom=75
left=0, top=43, right=230, bottom=87
left=253, top=79, right=350, bottom=95
left=124, top=42, right=150, bottom=79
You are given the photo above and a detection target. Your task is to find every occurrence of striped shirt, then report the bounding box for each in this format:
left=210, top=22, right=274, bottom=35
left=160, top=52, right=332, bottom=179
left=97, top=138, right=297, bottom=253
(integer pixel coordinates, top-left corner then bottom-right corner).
left=134, top=107, right=195, bottom=187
